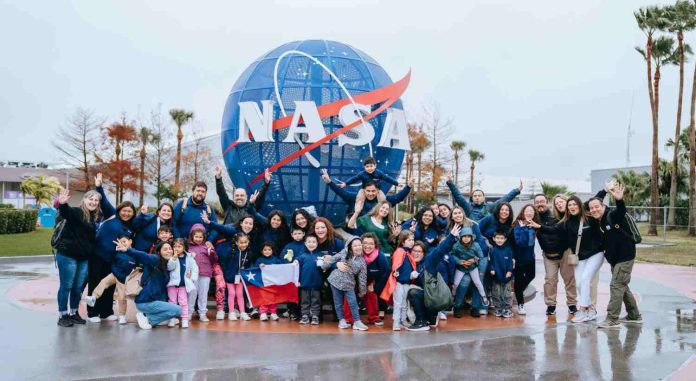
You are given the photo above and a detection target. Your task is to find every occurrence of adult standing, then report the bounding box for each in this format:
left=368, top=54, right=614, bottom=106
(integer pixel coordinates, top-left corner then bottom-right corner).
left=131, top=202, right=179, bottom=252
left=291, top=208, right=315, bottom=234
left=214, top=166, right=271, bottom=225
left=511, top=204, right=539, bottom=315
left=88, top=174, right=136, bottom=322
left=534, top=193, right=577, bottom=316
left=401, top=207, right=441, bottom=252
left=589, top=184, right=643, bottom=329
left=172, top=181, right=216, bottom=236
left=54, top=188, right=102, bottom=327
left=446, top=176, right=522, bottom=221
left=309, top=217, right=345, bottom=256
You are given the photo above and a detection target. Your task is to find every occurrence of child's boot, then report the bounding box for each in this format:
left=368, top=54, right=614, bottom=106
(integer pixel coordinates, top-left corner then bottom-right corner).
left=181, top=319, right=189, bottom=328
left=118, top=315, right=127, bottom=325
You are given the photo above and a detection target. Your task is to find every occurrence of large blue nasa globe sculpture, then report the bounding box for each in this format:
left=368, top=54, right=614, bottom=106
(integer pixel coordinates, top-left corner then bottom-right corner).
left=221, top=40, right=405, bottom=225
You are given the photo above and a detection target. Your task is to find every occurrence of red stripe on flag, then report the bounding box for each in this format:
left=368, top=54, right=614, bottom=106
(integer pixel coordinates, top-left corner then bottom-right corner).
left=245, top=283, right=298, bottom=307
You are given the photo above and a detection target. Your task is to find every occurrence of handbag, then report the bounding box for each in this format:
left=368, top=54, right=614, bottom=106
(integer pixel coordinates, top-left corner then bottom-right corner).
left=125, top=267, right=144, bottom=297
left=568, top=221, right=583, bottom=266
left=424, top=270, right=453, bottom=312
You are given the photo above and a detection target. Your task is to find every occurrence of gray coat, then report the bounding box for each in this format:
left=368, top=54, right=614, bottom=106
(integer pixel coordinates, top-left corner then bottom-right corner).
left=322, top=249, right=367, bottom=294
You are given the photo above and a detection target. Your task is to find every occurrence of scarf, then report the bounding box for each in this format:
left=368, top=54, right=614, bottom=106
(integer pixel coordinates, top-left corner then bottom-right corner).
left=364, top=248, right=379, bottom=265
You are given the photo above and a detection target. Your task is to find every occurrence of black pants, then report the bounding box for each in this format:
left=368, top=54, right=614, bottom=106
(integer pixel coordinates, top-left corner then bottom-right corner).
left=514, top=261, right=536, bottom=305
left=300, top=289, right=321, bottom=318
left=87, top=255, right=115, bottom=318
left=407, top=289, right=438, bottom=325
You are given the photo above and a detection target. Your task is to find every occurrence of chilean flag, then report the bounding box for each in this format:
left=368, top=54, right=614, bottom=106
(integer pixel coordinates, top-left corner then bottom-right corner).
left=241, top=264, right=300, bottom=306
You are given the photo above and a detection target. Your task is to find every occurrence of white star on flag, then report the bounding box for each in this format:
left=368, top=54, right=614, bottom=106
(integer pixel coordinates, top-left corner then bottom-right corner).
left=246, top=272, right=256, bottom=281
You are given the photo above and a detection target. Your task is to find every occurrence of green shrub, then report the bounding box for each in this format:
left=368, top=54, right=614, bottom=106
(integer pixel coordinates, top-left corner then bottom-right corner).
left=0, top=209, right=37, bottom=234
left=0, top=203, right=13, bottom=209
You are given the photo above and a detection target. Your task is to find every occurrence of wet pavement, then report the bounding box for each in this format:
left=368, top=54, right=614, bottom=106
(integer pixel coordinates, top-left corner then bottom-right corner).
left=1, top=257, right=695, bottom=381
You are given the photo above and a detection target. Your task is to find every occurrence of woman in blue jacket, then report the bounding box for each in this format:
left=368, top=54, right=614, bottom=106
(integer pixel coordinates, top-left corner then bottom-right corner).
left=512, top=204, right=539, bottom=315
left=115, top=240, right=182, bottom=330
left=131, top=202, right=179, bottom=252
left=478, top=202, right=514, bottom=244
left=248, top=208, right=291, bottom=253
left=401, top=207, right=441, bottom=252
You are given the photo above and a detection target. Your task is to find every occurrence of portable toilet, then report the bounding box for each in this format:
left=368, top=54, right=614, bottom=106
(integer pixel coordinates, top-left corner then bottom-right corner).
left=39, top=207, right=57, bottom=227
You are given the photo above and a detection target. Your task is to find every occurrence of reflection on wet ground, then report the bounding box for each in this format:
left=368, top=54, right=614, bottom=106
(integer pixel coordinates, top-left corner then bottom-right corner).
left=1, top=258, right=695, bottom=381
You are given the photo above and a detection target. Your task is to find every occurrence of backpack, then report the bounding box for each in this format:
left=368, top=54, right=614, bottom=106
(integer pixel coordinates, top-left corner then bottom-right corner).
left=50, top=219, right=66, bottom=250
left=178, top=197, right=212, bottom=222
left=423, top=270, right=453, bottom=312
left=607, top=211, right=642, bottom=244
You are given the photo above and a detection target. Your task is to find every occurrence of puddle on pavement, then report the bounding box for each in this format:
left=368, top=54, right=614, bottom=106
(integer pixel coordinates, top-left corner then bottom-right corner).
left=0, top=271, right=46, bottom=279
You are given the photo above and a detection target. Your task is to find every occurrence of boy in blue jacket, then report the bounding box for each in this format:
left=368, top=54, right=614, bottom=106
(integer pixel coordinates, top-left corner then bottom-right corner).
left=280, top=228, right=306, bottom=263
left=488, top=231, right=514, bottom=318
left=296, top=234, right=324, bottom=325
left=339, top=157, right=400, bottom=228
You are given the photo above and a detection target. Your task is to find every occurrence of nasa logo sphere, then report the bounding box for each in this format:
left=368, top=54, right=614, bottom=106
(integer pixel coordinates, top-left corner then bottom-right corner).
left=221, top=39, right=411, bottom=225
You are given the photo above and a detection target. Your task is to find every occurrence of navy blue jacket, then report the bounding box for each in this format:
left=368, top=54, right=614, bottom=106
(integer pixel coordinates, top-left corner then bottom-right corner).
left=218, top=247, right=251, bottom=283
left=172, top=197, right=216, bottom=239
left=489, top=244, right=514, bottom=284
left=513, top=225, right=536, bottom=264
left=366, top=250, right=390, bottom=295
left=316, top=238, right=345, bottom=256
left=207, top=221, right=264, bottom=260
left=249, top=208, right=290, bottom=252
left=280, top=241, right=306, bottom=262
left=298, top=250, right=324, bottom=289
left=95, top=217, right=133, bottom=263
left=112, top=252, right=138, bottom=283
left=437, top=254, right=456, bottom=286
left=96, top=186, right=115, bottom=220
left=342, top=169, right=399, bottom=188
left=401, top=219, right=440, bottom=251
left=327, top=181, right=411, bottom=222
left=446, top=181, right=520, bottom=222
left=255, top=255, right=284, bottom=267
left=478, top=214, right=513, bottom=243
left=126, top=249, right=170, bottom=304
left=414, top=234, right=457, bottom=287
left=131, top=213, right=180, bottom=252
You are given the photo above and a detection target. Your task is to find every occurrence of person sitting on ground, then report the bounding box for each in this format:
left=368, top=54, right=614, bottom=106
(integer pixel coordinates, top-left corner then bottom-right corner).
left=488, top=231, right=514, bottom=318
left=445, top=175, right=523, bottom=222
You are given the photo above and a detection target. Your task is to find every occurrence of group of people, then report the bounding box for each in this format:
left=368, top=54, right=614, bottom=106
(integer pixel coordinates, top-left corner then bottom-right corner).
left=52, top=156, right=641, bottom=332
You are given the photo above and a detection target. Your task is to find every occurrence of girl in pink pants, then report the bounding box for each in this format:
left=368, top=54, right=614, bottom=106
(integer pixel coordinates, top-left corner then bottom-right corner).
left=167, top=239, right=199, bottom=328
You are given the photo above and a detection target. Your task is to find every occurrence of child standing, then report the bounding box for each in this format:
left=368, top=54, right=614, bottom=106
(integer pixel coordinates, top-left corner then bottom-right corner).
left=451, top=227, right=489, bottom=318
left=342, top=157, right=399, bottom=227
left=166, top=238, right=198, bottom=328
left=489, top=231, right=514, bottom=318
left=218, top=233, right=252, bottom=321
left=148, top=225, right=173, bottom=253
left=187, top=223, right=218, bottom=322
left=296, top=234, right=324, bottom=325
left=322, top=237, right=368, bottom=331
left=255, top=242, right=284, bottom=321
left=280, top=228, right=306, bottom=320
left=381, top=230, right=416, bottom=331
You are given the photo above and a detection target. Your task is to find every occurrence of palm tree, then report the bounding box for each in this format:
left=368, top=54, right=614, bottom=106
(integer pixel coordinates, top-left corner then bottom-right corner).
left=19, top=176, right=62, bottom=207
left=468, top=149, right=485, bottom=197
left=540, top=181, right=573, bottom=199
left=636, top=36, right=679, bottom=126
left=138, top=127, right=151, bottom=206
left=665, top=0, right=696, bottom=229
left=450, top=140, right=466, bottom=187
left=635, top=5, right=669, bottom=236
left=612, top=171, right=651, bottom=207
left=410, top=125, right=431, bottom=194
left=169, top=109, right=194, bottom=191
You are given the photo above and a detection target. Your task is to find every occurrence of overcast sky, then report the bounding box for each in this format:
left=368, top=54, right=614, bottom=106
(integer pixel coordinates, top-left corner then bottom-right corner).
left=0, top=0, right=686, bottom=181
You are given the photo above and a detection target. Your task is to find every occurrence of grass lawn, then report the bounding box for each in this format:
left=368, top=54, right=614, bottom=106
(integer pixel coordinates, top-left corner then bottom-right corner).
left=0, top=227, right=53, bottom=257
left=636, top=224, right=696, bottom=267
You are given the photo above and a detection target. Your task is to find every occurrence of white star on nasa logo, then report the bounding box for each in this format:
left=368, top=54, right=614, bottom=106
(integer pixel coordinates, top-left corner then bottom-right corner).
left=246, top=272, right=256, bottom=281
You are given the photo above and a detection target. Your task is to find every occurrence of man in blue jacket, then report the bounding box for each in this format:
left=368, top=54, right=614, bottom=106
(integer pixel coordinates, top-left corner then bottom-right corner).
left=445, top=175, right=523, bottom=221
left=173, top=181, right=217, bottom=237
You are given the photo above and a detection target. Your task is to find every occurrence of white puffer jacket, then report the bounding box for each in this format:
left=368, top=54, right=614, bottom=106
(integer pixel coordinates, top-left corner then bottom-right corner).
left=167, top=252, right=199, bottom=293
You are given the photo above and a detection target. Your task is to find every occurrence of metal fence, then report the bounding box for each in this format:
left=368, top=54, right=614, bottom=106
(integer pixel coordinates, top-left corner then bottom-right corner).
left=625, top=206, right=695, bottom=242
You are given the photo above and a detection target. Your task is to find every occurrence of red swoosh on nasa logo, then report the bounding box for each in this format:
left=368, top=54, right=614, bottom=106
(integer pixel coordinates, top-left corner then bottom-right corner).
left=222, top=70, right=411, bottom=186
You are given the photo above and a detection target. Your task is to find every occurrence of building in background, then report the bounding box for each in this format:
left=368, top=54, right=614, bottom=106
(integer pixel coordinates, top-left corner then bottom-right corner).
left=0, top=162, right=70, bottom=208
left=590, top=165, right=650, bottom=194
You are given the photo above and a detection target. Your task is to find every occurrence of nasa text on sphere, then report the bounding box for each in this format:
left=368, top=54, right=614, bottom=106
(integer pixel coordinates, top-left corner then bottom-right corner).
left=221, top=39, right=411, bottom=225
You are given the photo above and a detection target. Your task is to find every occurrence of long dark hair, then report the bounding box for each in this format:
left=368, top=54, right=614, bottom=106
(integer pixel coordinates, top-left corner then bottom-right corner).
left=153, top=240, right=172, bottom=272
left=235, top=214, right=258, bottom=236
left=155, top=202, right=174, bottom=223
left=309, top=217, right=337, bottom=246
left=562, top=196, right=587, bottom=224
left=291, top=208, right=315, bottom=232
left=267, top=210, right=289, bottom=233
left=116, top=201, right=137, bottom=221
left=514, top=203, right=540, bottom=225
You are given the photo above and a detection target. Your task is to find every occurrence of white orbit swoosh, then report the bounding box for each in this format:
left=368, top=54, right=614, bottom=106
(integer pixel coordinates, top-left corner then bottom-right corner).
left=273, top=50, right=373, bottom=168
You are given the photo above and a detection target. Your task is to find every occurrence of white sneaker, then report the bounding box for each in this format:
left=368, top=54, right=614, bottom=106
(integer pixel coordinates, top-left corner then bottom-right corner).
left=240, top=313, right=251, bottom=321
left=585, top=308, right=597, bottom=322
left=438, top=311, right=448, bottom=320
left=228, top=311, right=238, bottom=321
left=270, top=313, right=279, bottom=321
left=167, top=318, right=179, bottom=327
left=282, top=311, right=290, bottom=318
left=392, top=323, right=401, bottom=331
left=181, top=319, right=189, bottom=328
left=517, top=305, right=527, bottom=315
left=479, top=309, right=488, bottom=316
left=353, top=321, right=368, bottom=331
left=338, top=319, right=351, bottom=329
left=82, top=296, right=96, bottom=307
left=199, top=313, right=209, bottom=322
left=118, top=316, right=127, bottom=325
left=87, top=316, right=101, bottom=323
left=571, top=310, right=587, bottom=323
left=104, top=315, right=118, bottom=321
left=260, top=313, right=269, bottom=321
left=216, top=310, right=225, bottom=320
left=135, top=312, right=152, bottom=330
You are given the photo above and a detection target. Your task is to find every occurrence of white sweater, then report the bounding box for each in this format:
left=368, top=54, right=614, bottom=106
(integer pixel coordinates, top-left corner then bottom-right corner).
left=167, top=253, right=199, bottom=293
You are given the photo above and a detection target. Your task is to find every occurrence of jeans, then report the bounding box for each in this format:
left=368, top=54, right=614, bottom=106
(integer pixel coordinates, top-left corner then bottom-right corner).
left=56, top=253, right=88, bottom=315
left=136, top=301, right=182, bottom=326
left=491, top=281, right=513, bottom=311
left=407, top=288, right=437, bottom=325
left=330, top=285, right=359, bottom=322
left=471, top=257, right=489, bottom=310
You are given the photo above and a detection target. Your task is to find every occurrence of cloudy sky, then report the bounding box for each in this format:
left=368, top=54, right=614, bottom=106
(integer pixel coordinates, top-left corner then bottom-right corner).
left=0, top=0, right=686, bottom=181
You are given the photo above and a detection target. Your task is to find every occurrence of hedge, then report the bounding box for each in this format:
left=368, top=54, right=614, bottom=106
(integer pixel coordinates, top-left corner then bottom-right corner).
left=0, top=209, right=38, bottom=234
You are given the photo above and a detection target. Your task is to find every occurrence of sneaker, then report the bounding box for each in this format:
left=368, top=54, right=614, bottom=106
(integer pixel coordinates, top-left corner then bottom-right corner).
left=502, top=310, right=514, bottom=318
left=479, top=309, right=488, bottom=316
left=338, top=319, right=351, bottom=329
left=57, top=315, right=74, bottom=327
left=585, top=308, right=597, bottom=322
left=373, top=319, right=384, bottom=326
left=199, top=313, right=209, bottom=322
left=282, top=311, right=290, bottom=318
left=82, top=296, right=96, bottom=307
left=429, top=314, right=440, bottom=328
left=216, top=310, right=225, bottom=320
left=438, top=311, right=448, bottom=321
left=353, top=321, right=369, bottom=331
left=118, top=316, right=128, bottom=325
left=168, top=318, right=179, bottom=327
left=87, top=316, right=101, bottom=323
left=470, top=309, right=480, bottom=318
left=618, top=315, right=643, bottom=324
left=482, top=296, right=490, bottom=307
left=300, top=315, right=310, bottom=325
left=392, top=323, right=401, bottom=331
left=260, top=313, right=269, bottom=321
left=270, top=313, right=279, bottom=321
left=250, top=308, right=260, bottom=318
left=311, top=316, right=320, bottom=325
left=517, top=305, right=526, bottom=315
left=289, top=314, right=299, bottom=321
left=228, top=311, right=238, bottom=321
left=68, top=313, right=86, bottom=325
left=400, top=319, right=412, bottom=328
left=240, top=313, right=251, bottom=321
left=453, top=306, right=464, bottom=318
left=406, top=320, right=430, bottom=331
left=598, top=319, right=621, bottom=329
left=104, top=315, right=118, bottom=322
left=135, top=312, right=152, bottom=330
left=494, top=310, right=503, bottom=317
left=546, top=306, right=557, bottom=316
left=181, top=319, right=189, bottom=328
left=568, top=305, right=578, bottom=314
left=571, top=310, right=587, bottom=323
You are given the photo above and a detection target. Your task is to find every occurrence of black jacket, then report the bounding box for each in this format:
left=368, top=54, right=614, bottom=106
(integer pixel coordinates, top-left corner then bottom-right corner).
left=596, top=200, right=635, bottom=266
left=539, top=215, right=603, bottom=261
left=536, top=210, right=568, bottom=257
left=215, top=177, right=269, bottom=225
left=55, top=203, right=98, bottom=260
